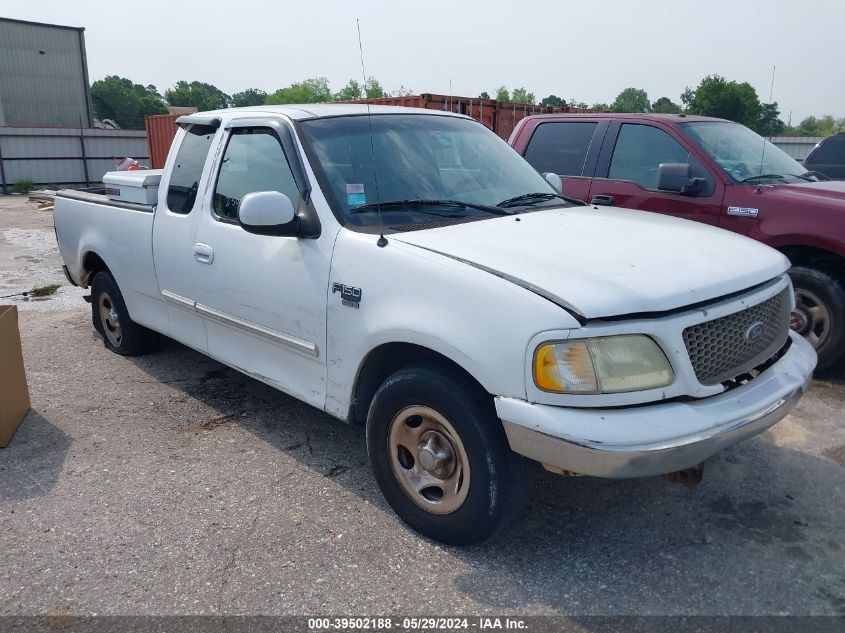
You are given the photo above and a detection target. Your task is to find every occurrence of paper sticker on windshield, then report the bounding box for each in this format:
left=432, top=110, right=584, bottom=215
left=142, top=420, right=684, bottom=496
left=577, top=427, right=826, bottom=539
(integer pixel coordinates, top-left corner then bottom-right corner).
left=347, top=184, right=366, bottom=207
left=727, top=206, right=759, bottom=217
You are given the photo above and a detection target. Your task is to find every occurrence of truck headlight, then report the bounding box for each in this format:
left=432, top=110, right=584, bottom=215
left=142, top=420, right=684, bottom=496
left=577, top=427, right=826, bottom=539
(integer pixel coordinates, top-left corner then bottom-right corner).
left=534, top=335, right=673, bottom=394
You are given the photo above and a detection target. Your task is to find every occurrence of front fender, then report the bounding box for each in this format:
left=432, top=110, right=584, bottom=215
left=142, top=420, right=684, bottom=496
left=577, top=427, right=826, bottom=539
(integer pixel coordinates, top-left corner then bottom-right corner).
left=324, top=230, right=578, bottom=419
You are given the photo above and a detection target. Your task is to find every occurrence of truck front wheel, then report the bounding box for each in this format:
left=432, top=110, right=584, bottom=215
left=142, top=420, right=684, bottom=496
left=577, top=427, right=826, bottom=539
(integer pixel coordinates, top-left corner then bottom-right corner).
left=366, top=364, right=531, bottom=545
left=789, top=265, right=845, bottom=372
left=91, top=271, right=158, bottom=356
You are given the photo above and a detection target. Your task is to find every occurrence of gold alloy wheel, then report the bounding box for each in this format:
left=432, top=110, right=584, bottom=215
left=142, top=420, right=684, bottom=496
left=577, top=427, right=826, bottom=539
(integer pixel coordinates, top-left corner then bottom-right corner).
left=98, top=291, right=123, bottom=347
left=387, top=405, right=471, bottom=515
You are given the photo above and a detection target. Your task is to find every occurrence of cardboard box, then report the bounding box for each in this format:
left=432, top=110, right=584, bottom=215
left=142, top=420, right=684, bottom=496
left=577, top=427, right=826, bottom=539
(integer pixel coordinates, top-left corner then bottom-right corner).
left=0, top=305, right=30, bottom=447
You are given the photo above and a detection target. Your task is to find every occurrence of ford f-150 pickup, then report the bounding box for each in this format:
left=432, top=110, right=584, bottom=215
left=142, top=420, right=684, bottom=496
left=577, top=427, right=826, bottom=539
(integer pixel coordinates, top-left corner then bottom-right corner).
left=54, top=105, right=816, bottom=544
left=509, top=113, right=845, bottom=372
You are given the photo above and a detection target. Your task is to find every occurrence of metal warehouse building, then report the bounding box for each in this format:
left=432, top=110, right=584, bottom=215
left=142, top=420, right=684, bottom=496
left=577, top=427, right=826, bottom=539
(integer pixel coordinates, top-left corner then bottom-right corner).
left=0, top=17, right=92, bottom=128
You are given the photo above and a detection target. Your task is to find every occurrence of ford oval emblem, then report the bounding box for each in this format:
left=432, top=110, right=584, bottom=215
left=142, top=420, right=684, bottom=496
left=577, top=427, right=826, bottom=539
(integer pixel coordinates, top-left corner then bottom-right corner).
left=745, top=321, right=765, bottom=343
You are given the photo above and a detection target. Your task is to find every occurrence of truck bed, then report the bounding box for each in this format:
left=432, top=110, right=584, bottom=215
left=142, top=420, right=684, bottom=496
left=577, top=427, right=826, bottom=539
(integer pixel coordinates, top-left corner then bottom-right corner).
left=53, top=189, right=167, bottom=335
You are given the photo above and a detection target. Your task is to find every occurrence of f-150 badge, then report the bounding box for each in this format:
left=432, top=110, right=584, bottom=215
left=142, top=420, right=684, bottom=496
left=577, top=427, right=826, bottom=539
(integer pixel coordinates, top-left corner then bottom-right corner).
left=727, top=206, right=759, bottom=217
left=333, top=283, right=362, bottom=308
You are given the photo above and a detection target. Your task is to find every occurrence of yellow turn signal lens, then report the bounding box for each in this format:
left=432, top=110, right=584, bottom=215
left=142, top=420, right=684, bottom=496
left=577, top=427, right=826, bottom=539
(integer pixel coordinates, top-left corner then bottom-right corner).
left=534, top=341, right=599, bottom=393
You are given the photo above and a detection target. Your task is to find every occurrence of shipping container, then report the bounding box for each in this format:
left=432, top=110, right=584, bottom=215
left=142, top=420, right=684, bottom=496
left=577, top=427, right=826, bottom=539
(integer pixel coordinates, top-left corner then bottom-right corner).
left=145, top=114, right=181, bottom=169
left=350, top=93, right=591, bottom=138
left=142, top=94, right=591, bottom=171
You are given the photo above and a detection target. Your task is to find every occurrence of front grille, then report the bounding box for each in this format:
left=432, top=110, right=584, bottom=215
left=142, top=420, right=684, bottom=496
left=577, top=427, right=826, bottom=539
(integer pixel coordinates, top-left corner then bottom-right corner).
left=683, top=288, right=791, bottom=385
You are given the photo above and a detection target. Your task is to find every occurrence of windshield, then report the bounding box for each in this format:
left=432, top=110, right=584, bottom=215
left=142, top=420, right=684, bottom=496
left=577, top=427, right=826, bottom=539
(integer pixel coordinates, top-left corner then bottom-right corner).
left=298, top=114, right=561, bottom=228
left=681, top=121, right=814, bottom=184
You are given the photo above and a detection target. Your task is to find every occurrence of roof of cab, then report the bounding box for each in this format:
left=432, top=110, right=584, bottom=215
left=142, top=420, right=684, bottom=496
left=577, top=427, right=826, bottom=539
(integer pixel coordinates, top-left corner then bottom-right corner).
left=520, top=112, right=732, bottom=125
left=177, top=103, right=471, bottom=125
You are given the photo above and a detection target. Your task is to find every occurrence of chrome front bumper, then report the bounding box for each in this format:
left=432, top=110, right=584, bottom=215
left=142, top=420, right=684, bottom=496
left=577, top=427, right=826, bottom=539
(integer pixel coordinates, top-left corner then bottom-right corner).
left=496, top=332, right=816, bottom=478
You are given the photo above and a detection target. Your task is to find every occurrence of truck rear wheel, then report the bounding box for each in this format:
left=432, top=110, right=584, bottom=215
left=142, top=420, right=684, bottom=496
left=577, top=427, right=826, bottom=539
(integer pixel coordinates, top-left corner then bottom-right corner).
left=789, top=265, right=844, bottom=372
left=91, top=271, right=158, bottom=356
left=366, top=364, right=531, bottom=545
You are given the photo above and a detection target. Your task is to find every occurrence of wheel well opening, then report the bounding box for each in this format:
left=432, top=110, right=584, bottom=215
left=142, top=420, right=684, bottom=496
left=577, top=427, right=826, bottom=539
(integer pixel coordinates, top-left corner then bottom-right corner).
left=779, top=246, right=844, bottom=272
left=350, top=343, right=487, bottom=425
left=82, top=252, right=110, bottom=286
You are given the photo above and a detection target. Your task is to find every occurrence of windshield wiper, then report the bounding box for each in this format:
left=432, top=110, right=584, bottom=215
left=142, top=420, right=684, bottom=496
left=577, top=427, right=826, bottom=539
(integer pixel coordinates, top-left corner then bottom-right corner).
left=741, top=172, right=820, bottom=184
left=496, top=192, right=584, bottom=208
left=350, top=199, right=513, bottom=216
left=740, top=174, right=787, bottom=183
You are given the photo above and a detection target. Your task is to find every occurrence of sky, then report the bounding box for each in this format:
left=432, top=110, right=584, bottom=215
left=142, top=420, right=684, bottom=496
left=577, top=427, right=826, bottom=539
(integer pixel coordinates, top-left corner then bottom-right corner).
left=6, top=0, right=844, bottom=122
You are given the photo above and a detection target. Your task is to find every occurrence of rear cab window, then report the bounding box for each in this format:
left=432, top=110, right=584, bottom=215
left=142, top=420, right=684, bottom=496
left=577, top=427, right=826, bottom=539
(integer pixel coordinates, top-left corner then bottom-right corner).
left=166, top=124, right=217, bottom=214
left=523, top=122, right=598, bottom=177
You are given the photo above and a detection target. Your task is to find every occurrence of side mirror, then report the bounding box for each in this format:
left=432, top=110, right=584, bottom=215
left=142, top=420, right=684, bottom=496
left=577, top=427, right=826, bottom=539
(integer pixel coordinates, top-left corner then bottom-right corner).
left=657, top=163, right=702, bottom=195
left=238, top=191, right=296, bottom=236
left=543, top=172, right=563, bottom=194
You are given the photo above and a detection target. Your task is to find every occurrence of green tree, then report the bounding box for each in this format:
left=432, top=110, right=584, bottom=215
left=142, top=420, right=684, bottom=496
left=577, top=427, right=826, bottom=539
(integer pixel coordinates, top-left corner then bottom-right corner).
left=610, top=87, right=650, bottom=113
left=511, top=87, right=535, bottom=104
left=90, top=75, right=167, bottom=128
left=569, top=100, right=589, bottom=109
left=757, top=102, right=786, bottom=135
left=479, top=91, right=491, bottom=100
left=651, top=96, right=682, bottom=114
left=364, top=77, right=384, bottom=98
left=165, top=81, right=231, bottom=111
left=681, top=75, right=761, bottom=129
left=495, top=86, right=510, bottom=102
left=590, top=102, right=609, bottom=112
left=390, top=85, right=414, bottom=97
left=335, top=79, right=363, bottom=101
left=266, top=77, right=333, bottom=104
left=540, top=95, right=565, bottom=108
left=232, top=88, right=267, bottom=107
left=794, top=115, right=845, bottom=136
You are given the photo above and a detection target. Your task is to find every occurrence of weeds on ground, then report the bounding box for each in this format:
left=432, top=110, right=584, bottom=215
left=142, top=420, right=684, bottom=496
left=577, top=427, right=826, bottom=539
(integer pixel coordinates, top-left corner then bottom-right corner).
left=0, top=283, right=61, bottom=300
left=12, top=179, right=35, bottom=194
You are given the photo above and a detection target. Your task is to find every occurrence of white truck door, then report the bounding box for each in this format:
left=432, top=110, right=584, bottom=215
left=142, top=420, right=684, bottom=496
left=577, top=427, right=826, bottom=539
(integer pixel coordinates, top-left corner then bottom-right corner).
left=190, top=122, right=333, bottom=408
left=151, top=121, right=221, bottom=353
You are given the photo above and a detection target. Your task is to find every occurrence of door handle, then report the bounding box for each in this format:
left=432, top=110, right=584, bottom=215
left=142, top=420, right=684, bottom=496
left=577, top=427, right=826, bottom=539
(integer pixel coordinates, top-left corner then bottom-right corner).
left=591, top=195, right=614, bottom=206
left=193, top=243, right=214, bottom=265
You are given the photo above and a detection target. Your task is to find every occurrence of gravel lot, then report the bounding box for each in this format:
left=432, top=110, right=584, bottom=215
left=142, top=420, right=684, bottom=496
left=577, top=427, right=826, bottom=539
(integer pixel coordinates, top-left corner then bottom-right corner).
left=1, top=194, right=843, bottom=617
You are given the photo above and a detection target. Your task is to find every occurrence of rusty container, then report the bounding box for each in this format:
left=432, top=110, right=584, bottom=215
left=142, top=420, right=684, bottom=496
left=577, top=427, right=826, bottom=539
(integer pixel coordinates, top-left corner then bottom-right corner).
left=351, top=94, right=590, bottom=139
left=144, top=114, right=180, bottom=169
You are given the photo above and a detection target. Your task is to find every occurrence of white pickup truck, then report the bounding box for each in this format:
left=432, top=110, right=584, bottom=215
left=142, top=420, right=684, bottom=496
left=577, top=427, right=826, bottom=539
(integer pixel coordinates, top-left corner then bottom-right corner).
left=54, top=104, right=816, bottom=544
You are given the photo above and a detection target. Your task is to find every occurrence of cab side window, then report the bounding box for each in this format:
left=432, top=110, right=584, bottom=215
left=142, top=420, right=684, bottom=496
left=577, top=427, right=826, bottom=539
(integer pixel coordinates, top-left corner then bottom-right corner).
left=213, top=128, right=301, bottom=222
left=166, top=124, right=216, bottom=214
left=608, top=124, right=691, bottom=190
left=523, top=122, right=598, bottom=177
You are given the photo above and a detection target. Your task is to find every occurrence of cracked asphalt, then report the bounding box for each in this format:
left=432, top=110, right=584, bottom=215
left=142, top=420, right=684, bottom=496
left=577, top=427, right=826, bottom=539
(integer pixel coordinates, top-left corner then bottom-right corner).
left=0, top=195, right=844, bottom=616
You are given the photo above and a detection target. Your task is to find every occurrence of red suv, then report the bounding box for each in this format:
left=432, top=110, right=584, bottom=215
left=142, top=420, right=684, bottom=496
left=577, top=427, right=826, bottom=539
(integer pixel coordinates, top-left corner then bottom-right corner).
left=510, top=113, right=845, bottom=371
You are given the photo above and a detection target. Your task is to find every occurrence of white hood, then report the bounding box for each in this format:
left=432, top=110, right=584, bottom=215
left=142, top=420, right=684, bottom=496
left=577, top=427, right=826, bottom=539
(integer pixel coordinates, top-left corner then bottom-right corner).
left=393, top=206, right=790, bottom=319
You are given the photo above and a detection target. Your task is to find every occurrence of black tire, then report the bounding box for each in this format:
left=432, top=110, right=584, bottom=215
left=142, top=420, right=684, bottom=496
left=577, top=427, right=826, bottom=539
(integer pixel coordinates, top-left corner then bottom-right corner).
left=90, top=271, right=158, bottom=356
left=366, top=364, right=532, bottom=545
left=789, top=265, right=845, bottom=373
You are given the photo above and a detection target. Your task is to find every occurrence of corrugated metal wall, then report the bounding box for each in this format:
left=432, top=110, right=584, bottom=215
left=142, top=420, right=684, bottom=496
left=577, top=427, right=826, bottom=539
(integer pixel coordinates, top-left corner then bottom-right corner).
left=0, top=18, right=92, bottom=128
left=350, top=94, right=591, bottom=139
left=145, top=114, right=181, bottom=169
left=768, top=136, right=825, bottom=161
left=0, top=127, right=148, bottom=191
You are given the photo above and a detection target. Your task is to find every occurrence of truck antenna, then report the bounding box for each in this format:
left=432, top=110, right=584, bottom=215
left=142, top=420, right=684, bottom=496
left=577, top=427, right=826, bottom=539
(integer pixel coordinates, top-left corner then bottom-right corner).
left=757, top=64, right=776, bottom=176
left=357, top=18, right=387, bottom=247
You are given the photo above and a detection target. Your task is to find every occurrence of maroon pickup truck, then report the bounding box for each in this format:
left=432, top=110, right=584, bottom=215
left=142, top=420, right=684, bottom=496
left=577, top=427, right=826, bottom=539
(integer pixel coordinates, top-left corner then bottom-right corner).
left=509, top=113, right=845, bottom=371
